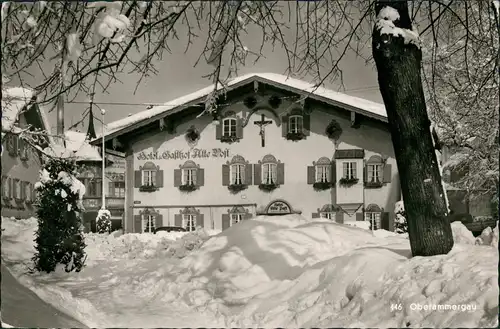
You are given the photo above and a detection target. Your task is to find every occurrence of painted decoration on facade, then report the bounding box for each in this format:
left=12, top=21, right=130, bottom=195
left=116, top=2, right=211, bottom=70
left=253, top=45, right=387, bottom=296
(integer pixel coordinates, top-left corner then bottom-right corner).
left=266, top=200, right=292, bottom=215
left=137, top=148, right=230, bottom=161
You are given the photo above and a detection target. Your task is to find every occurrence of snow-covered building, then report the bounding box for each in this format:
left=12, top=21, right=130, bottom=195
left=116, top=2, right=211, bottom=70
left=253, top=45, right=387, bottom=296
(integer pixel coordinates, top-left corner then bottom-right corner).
left=1, top=87, right=52, bottom=219
left=90, top=73, right=402, bottom=233
left=64, top=112, right=126, bottom=232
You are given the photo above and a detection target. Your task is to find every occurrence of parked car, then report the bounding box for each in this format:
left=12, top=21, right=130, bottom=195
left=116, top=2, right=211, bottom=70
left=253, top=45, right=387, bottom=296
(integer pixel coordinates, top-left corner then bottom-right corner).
left=154, top=226, right=186, bottom=234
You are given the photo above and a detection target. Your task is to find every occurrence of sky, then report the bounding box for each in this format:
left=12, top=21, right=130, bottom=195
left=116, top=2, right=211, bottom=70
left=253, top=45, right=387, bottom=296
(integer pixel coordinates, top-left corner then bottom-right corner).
left=33, top=3, right=384, bottom=135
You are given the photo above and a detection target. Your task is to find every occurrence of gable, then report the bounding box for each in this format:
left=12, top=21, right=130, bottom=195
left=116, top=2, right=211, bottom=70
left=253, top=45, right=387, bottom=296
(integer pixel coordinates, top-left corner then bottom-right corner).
left=90, top=73, right=387, bottom=147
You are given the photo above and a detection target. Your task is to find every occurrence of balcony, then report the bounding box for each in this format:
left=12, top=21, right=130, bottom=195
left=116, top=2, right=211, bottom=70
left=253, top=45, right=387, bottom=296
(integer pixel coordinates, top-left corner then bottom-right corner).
left=82, top=197, right=125, bottom=210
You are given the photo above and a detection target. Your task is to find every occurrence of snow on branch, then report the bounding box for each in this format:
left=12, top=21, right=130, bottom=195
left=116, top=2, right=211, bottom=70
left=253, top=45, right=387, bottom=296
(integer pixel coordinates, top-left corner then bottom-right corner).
left=375, top=6, right=421, bottom=48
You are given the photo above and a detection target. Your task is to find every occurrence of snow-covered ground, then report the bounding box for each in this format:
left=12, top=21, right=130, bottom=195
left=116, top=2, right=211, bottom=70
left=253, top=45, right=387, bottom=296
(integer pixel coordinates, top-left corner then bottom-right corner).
left=1, top=215, right=498, bottom=328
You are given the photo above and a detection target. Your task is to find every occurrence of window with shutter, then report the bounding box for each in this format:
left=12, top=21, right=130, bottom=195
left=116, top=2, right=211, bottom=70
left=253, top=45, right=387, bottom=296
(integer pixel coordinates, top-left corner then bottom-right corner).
left=364, top=204, right=382, bottom=230
left=183, top=214, right=196, bottom=232
left=143, top=214, right=156, bottom=233
left=227, top=205, right=248, bottom=227
left=309, top=157, right=332, bottom=190
left=222, top=118, right=237, bottom=137
left=288, top=115, right=303, bottom=133
left=257, top=155, right=283, bottom=191
left=179, top=206, right=200, bottom=231
left=262, top=163, right=277, bottom=184
left=225, top=155, right=250, bottom=192
left=220, top=111, right=243, bottom=143
left=230, top=164, right=245, bottom=185
left=342, top=162, right=357, bottom=179
left=178, top=160, right=202, bottom=191
left=318, top=204, right=339, bottom=220
left=138, top=162, right=162, bottom=192
left=365, top=155, right=385, bottom=188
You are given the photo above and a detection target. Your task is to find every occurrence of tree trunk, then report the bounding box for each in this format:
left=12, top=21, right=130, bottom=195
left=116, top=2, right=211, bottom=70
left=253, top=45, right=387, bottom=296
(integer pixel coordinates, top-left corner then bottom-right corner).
left=372, top=0, right=454, bottom=256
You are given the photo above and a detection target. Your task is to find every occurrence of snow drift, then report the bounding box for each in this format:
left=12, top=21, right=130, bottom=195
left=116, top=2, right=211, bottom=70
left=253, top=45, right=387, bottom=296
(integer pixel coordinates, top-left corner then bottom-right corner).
left=1, top=215, right=498, bottom=328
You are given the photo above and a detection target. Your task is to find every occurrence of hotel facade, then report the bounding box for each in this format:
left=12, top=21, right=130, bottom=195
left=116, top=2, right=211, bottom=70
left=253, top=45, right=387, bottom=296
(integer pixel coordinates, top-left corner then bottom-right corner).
left=91, top=73, right=402, bottom=233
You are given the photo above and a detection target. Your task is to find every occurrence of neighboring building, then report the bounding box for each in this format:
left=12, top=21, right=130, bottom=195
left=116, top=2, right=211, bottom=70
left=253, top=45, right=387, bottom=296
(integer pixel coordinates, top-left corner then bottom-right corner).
left=90, top=73, right=402, bottom=233
left=65, top=111, right=126, bottom=232
left=1, top=87, right=51, bottom=219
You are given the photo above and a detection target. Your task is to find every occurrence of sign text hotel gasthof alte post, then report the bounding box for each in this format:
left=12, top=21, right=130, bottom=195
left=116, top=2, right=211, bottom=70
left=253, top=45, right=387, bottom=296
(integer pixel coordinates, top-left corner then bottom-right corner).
left=136, top=148, right=230, bottom=161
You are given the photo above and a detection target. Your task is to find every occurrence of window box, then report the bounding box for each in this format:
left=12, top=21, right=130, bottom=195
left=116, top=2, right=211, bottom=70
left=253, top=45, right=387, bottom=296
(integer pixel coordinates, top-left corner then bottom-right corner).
left=220, top=135, right=240, bottom=144
left=139, top=184, right=157, bottom=192
left=339, top=177, right=359, bottom=187
left=365, top=181, right=383, bottom=188
left=313, top=181, right=334, bottom=191
left=228, top=183, right=248, bottom=194
left=179, top=183, right=198, bottom=192
left=285, top=131, right=306, bottom=141
left=258, top=183, right=278, bottom=192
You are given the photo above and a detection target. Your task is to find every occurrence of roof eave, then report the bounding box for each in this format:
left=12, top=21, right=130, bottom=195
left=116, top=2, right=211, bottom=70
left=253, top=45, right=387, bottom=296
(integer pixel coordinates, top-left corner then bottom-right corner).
left=91, top=74, right=388, bottom=145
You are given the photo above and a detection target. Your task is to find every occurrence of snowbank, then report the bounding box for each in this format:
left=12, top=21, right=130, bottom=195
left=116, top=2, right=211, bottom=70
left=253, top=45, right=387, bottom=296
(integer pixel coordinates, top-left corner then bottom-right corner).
left=475, top=221, right=499, bottom=248
left=450, top=221, right=476, bottom=244
left=1, top=215, right=498, bottom=328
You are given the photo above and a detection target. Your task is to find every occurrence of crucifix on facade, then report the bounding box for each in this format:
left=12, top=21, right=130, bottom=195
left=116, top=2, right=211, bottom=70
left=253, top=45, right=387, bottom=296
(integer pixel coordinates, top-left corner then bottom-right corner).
left=253, top=114, right=273, bottom=147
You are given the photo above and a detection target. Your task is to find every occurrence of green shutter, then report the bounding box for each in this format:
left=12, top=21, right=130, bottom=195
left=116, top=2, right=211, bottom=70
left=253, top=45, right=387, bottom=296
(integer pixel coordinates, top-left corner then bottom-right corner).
left=13, top=179, right=18, bottom=199
left=197, top=214, right=205, bottom=229
left=236, top=117, right=243, bottom=139
left=277, top=163, right=285, bottom=185
left=222, top=214, right=230, bottom=230
left=356, top=213, right=364, bottom=221
left=222, top=164, right=230, bottom=186
left=215, top=123, right=222, bottom=140
left=21, top=181, right=26, bottom=200
left=156, top=170, right=164, bottom=188
left=134, top=170, right=141, bottom=188
left=312, top=213, right=320, bottom=219
left=381, top=212, right=390, bottom=230
left=303, top=113, right=311, bottom=136
left=383, top=164, right=392, bottom=183
left=174, top=214, right=182, bottom=227
left=253, top=164, right=261, bottom=185
left=245, top=164, right=253, bottom=185
left=155, top=214, right=163, bottom=229
left=307, top=166, right=315, bottom=184
left=197, top=168, right=205, bottom=187
left=134, top=215, right=142, bottom=233
left=173, top=169, right=182, bottom=187
left=281, top=115, right=289, bottom=137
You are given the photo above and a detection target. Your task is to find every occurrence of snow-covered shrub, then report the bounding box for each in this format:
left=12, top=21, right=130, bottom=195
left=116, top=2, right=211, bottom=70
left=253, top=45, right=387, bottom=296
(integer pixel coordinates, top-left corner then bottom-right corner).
left=394, top=201, right=407, bottom=234
left=96, top=209, right=111, bottom=234
left=32, top=157, right=87, bottom=273
left=168, top=228, right=211, bottom=259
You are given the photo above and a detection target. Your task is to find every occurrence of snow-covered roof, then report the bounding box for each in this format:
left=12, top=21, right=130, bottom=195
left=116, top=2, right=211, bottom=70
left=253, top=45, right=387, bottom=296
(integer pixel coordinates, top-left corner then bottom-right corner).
left=92, top=73, right=387, bottom=143
left=1, top=87, right=34, bottom=134
left=1, top=87, right=53, bottom=145
left=64, top=130, right=102, bottom=161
